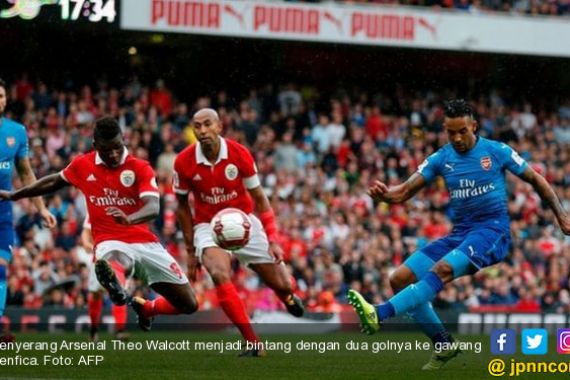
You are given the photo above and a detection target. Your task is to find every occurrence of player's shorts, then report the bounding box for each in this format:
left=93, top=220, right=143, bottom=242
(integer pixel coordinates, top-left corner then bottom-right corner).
left=0, top=222, right=14, bottom=263
left=95, top=241, right=188, bottom=286
left=417, top=219, right=511, bottom=270
left=194, top=214, right=273, bottom=267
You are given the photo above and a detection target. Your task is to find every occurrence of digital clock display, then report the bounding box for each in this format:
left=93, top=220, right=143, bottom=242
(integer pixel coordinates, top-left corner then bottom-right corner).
left=59, top=0, right=115, bottom=23
left=0, top=0, right=116, bottom=23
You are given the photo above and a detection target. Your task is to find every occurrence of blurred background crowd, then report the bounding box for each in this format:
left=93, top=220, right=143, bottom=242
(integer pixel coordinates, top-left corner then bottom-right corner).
left=294, top=0, right=570, bottom=16
left=3, top=74, right=570, bottom=318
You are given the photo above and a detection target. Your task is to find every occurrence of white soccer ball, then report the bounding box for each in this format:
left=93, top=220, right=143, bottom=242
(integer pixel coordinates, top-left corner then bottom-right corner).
left=210, top=208, right=252, bottom=251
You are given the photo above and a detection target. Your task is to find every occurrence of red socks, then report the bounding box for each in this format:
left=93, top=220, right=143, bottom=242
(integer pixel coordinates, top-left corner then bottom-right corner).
left=216, top=282, right=259, bottom=343
left=89, top=294, right=127, bottom=330
left=142, top=296, right=182, bottom=317
left=112, top=304, right=127, bottom=330
left=87, top=294, right=103, bottom=328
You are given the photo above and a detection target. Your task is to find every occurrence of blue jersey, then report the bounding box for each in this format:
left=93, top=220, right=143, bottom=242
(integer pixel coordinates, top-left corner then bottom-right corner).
left=417, top=137, right=528, bottom=227
left=0, top=117, right=29, bottom=224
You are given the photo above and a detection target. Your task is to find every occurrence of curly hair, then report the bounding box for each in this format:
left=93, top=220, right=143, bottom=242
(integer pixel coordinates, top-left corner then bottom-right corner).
left=444, top=99, right=473, bottom=119
left=93, top=116, right=121, bottom=141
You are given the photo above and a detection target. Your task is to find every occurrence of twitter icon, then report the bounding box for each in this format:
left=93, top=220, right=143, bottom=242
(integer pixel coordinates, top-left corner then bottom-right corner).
left=522, top=329, right=548, bottom=355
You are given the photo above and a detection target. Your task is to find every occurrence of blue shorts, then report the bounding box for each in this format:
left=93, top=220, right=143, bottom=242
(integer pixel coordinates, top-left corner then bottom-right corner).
left=418, top=222, right=511, bottom=270
left=0, top=222, right=14, bottom=262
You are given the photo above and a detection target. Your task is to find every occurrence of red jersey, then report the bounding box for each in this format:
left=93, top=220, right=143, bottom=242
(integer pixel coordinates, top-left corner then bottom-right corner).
left=173, top=137, right=259, bottom=224
left=61, top=149, right=160, bottom=245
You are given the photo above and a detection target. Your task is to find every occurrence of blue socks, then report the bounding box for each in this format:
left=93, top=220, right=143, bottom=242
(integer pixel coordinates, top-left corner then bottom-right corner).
left=376, top=302, right=395, bottom=320
left=379, top=272, right=444, bottom=321
left=408, top=302, right=446, bottom=338
left=431, top=330, right=453, bottom=345
left=0, top=265, right=6, bottom=318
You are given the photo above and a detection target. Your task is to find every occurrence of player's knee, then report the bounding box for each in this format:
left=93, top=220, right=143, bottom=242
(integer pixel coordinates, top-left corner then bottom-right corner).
left=180, top=298, right=199, bottom=314
left=432, top=262, right=453, bottom=282
left=177, top=299, right=198, bottom=314
left=389, top=271, right=410, bottom=292
left=209, top=269, right=232, bottom=285
left=182, top=290, right=199, bottom=314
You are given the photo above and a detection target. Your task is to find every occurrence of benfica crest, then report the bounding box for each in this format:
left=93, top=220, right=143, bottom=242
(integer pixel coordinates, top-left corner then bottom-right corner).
left=120, top=170, right=135, bottom=187
left=6, top=137, right=15, bottom=148
left=225, top=164, right=238, bottom=180
left=480, top=156, right=492, bottom=170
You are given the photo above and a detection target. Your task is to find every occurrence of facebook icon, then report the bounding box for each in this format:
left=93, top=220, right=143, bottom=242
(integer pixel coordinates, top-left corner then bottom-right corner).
left=491, top=329, right=516, bottom=354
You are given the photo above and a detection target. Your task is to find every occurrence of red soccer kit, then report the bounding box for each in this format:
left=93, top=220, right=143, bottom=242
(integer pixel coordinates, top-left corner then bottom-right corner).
left=173, top=137, right=259, bottom=224
left=61, top=148, right=160, bottom=245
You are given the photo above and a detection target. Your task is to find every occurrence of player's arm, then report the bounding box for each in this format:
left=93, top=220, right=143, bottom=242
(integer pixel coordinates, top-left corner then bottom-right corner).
left=0, top=172, right=68, bottom=201
left=175, top=193, right=200, bottom=281
left=14, top=156, right=58, bottom=227
left=175, top=193, right=194, bottom=253
left=105, top=195, right=159, bottom=225
left=519, top=166, right=570, bottom=234
left=171, top=159, right=200, bottom=279
left=368, top=172, right=427, bottom=204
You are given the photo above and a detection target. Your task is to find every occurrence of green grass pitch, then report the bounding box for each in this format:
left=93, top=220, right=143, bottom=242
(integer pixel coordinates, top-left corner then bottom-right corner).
left=0, top=331, right=562, bottom=379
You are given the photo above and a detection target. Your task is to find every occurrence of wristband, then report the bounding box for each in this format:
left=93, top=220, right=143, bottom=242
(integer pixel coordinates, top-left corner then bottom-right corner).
left=259, top=209, right=279, bottom=242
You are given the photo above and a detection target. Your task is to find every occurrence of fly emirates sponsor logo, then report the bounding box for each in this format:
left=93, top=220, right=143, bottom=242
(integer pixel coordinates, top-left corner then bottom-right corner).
left=450, top=179, right=495, bottom=200
left=200, top=187, right=238, bottom=205
left=89, top=188, right=137, bottom=207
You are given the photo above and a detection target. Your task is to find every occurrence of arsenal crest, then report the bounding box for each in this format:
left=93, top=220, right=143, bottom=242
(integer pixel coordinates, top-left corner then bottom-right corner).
left=120, top=170, right=136, bottom=187
left=6, top=137, right=15, bottom=148
left=480, top=156, right=492, bottom=170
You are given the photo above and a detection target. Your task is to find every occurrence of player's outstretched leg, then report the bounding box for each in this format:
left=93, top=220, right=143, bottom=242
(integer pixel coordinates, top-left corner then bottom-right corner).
left=250, top=263, right=304, bottom=317
left=94, top=260, right=129, bottom=306
left=349, top=271, right=443, bottom=335
left=129, top=282, right=198, bottom=332
left=347, top=289, right=380, bottom=335
left=391, top=259, right=459, bottom=369
left=202, top=249, right=262, bottom=354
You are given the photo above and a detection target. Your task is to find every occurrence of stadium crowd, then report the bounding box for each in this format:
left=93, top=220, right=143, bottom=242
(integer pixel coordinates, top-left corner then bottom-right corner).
left=3, top=75, right=570, bottom=318
left=294, top=0, right=570, bottom=16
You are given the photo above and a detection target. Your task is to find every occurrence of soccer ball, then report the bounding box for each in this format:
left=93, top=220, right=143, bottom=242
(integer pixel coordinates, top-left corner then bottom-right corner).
left=210, top=208, right=252, bottom=251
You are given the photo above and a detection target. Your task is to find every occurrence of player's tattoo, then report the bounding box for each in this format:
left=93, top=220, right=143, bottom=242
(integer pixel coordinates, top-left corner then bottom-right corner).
left=400, top=173, right=426, bottom=202
left=520, top=167, right=567, bottom=220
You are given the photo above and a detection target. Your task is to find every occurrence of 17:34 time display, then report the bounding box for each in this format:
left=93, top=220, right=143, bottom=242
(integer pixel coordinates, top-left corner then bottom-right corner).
left=59, top=0, right=115, bottom=23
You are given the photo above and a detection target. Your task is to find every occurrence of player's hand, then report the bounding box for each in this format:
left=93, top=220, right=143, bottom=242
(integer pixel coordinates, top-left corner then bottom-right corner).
left=105, top=207, right=130, bottom=225
left=187, top=254, right=201, bottom=282
left=40, top=209, right=57, bottom=229
left=367, top=180, right=389, bottom=202
left=0, top=190, right=13, bottom=201
left=269, top=242, right=284, bottom=264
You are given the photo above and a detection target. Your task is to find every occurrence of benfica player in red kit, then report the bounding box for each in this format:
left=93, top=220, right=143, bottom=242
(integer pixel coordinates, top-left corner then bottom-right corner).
left=173, top=108, right=304, bottom=356
left=0, top=117, right=198, bottom=330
